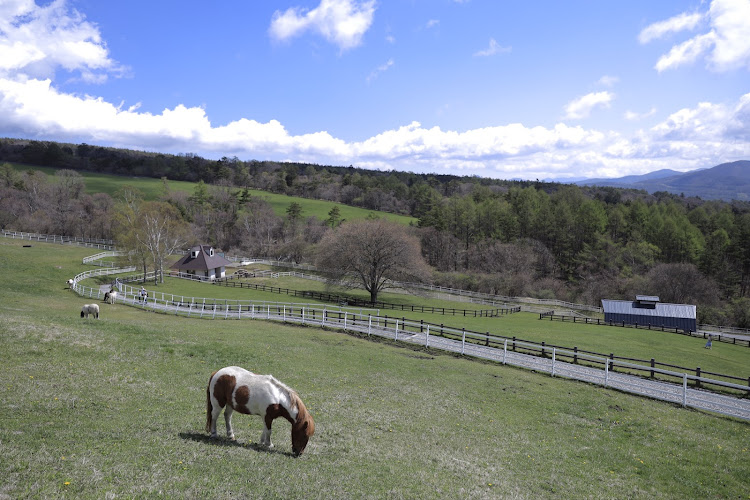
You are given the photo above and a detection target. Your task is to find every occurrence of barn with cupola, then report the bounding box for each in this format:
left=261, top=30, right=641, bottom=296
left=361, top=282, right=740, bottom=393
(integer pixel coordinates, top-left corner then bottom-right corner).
left=170, top=245, right=232, bottom=281
left=601, top=295, right=697, bottom=333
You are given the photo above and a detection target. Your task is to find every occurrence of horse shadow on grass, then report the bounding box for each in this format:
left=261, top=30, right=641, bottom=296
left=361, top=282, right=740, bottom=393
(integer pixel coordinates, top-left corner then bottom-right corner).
left=178, top=432, right=295, bottom=457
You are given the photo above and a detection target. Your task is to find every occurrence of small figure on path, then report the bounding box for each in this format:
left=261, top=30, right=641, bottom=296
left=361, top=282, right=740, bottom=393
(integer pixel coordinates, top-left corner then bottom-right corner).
left=140, top=286, right=148, bottom=304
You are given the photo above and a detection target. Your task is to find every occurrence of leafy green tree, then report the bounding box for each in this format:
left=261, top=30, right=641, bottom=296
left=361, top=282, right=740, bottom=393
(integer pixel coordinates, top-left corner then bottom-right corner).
left=326, top=205, right=342, bottom=228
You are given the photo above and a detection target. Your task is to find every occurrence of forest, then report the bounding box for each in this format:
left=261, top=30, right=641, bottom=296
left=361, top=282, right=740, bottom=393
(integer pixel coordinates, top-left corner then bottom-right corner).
left=1, top=138, right=749, bottom=327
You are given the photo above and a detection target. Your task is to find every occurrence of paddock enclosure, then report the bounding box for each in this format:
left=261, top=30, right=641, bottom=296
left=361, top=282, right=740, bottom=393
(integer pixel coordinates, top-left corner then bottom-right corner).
left=1, top=237, right=749, bottom=498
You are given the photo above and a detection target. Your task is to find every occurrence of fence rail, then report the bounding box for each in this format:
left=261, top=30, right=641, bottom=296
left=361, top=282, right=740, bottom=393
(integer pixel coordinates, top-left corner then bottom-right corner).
left=212, top=274, right=520, bottom=317
left=2, top=229, right=115, bottom=249
left=226, top=257, right=603, bottom=313
left=540, top=312, right=750, bottom=348
left=70, top=266, right=750, bottom=419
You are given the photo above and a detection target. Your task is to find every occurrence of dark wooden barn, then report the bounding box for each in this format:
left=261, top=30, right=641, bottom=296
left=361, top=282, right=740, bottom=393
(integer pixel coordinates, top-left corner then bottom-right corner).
left=601, top=295, right=697, bottom=332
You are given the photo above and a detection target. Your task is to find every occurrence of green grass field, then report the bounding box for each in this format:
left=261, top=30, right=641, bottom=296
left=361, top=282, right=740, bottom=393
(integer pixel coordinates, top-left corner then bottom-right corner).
left=7, top=162, right=416, bottom=224
left=102, top=267, right=750, bottom=384
left=1, top=238, right=749, bottom=499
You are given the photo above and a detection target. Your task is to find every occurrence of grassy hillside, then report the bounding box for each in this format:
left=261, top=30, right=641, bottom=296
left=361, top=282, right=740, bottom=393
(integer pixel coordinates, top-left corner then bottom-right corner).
left=102, top=270, right=750, bottom=381
left=7, top=162, right=417, bottom=224
left=1, top=238, right=748, bottom=498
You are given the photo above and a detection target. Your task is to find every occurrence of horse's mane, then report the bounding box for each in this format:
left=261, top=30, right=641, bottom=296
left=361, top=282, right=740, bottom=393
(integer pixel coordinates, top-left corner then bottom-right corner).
left=268, top=375, right=304, bottom=415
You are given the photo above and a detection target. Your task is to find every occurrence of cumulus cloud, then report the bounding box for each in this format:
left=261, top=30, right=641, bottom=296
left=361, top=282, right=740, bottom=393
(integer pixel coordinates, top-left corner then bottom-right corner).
left=268, top=0, right=376, bottom=51
left=641, top=0, right=750, bottom=72
left=564, top=91, right=614, bottom=120
left=1, top=1, right=749, bottom=182
left=0, top=0, right=124, bottom=82
left=2, top=72, right=749, bottom=179
left=638, top=11, right=704, bottom=44
left=473, top=38, right=511, bottom=57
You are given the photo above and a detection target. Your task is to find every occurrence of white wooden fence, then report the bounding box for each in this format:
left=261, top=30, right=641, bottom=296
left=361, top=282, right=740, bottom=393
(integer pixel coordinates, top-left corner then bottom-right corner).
left=1, top=229, right=115, bottom=249
left=230, top=257, right=603, bottom=313
left=71, top=269, right=750, bottom=420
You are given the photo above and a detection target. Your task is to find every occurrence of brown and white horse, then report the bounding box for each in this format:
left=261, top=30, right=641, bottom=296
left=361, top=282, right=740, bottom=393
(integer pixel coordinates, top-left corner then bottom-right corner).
left=206, top=366, right=315, bottom=456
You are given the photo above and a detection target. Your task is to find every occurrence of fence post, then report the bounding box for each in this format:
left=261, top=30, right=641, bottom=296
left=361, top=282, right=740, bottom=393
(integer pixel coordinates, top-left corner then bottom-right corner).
left=344, top=312, right=347, bottom=330
left=551, top=349, right=556, bottom=376
left=609, top=353, right=614, bottom=371
left=541, top=341, right=546, bottom=357
left=461, top=329, right=465, bottom=355
left=650, top=358, right=655, bottom=378
left=604, top=359, right=609, bottom=387
left=425, top=325, right=430, bottom=347
left=695, top=367, right=701, bottom=388
left=573, top=346, right=578, bottom=364
left=368, top=314, right=372, bottom=336
left=502, top=339, right=507, bottom=364
left=683, top=374, right=688, bottom=407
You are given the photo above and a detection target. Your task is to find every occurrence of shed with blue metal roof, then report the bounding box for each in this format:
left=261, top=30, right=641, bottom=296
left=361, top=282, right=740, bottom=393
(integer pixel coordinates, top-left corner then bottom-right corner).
left=601, top=296, right=696, bottom=332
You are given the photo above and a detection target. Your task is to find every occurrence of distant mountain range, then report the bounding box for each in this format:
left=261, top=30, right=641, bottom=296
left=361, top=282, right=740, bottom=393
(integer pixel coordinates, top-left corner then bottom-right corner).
left=574, top=160, right=750, bottom=202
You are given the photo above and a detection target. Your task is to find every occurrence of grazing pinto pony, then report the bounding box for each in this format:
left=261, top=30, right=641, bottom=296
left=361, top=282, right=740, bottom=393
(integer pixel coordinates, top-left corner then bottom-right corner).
left=80, top=304, right=100, bottom=319
left=103, top=290, right=118, bottom=304
left=66, top=279, right=74, bottom=288
left=206, top=366, right=315, bottom=456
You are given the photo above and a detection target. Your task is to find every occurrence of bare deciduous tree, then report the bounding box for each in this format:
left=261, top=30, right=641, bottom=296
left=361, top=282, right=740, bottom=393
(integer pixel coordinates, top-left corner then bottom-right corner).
left=316, top=219, right=431, bottom=303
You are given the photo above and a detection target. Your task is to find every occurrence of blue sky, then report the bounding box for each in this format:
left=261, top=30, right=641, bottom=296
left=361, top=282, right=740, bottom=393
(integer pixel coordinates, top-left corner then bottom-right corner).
left=1, top=0, right=749, bottom=181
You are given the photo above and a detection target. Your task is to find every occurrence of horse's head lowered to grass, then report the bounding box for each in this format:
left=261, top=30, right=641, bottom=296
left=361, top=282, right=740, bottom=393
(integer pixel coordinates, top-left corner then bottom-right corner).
left=288, top=392, right=315, bottom=456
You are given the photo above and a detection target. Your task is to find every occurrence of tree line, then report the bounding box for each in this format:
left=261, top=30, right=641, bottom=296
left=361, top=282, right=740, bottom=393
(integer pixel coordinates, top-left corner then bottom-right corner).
left=1, top=138, right=749, bottom=328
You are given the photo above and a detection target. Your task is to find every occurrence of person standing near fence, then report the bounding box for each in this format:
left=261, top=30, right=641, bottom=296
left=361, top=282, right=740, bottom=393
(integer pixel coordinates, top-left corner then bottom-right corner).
left=704, top=334, right=712, bottom=349
left=140, top=286, right=148, bottom=304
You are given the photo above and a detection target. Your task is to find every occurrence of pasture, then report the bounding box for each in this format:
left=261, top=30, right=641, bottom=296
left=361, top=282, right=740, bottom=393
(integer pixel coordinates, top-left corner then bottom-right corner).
left=7, top=162, right=416, bottom=225
left=115, top=269, right=750, bottom=383
left=1, top=239, right=749, bottom=499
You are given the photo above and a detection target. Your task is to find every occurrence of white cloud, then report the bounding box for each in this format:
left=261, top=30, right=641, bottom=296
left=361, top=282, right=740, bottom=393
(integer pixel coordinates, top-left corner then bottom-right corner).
left=564, top=91, right=614, bottom=120
left=366, top=58, right=394, bottom=83
left=0, top=0, right=124, bottom=81
left=642, top=0, right=750, bottom=72
left=655, top=32, right=716, bottom=72
left=2, top=73, right=749, bottom=180
left=624, top=108, right=657, bottom=121
left=268, top=0, right=376, bottom=51
left=1, top=1, right=749, bottom=182
left=638, top=11, right=704, bottom=44
left=597, top=75, right=619, bottom=87
left=473, top=38, right=511, bottom=57
left=425, top=19, right=440, bottom=29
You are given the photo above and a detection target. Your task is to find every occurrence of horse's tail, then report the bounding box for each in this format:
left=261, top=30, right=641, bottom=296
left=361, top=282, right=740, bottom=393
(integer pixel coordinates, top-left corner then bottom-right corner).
left=206, top=371, right=217, bottom=433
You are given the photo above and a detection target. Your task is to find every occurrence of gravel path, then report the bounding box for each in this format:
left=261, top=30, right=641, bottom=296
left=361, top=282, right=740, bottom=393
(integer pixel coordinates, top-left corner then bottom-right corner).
left=120, top=297, right=750, bottom=422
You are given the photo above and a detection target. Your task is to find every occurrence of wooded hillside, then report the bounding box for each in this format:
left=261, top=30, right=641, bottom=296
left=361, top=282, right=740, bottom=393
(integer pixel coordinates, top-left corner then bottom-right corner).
left=1, top=138, right=749, bottom=327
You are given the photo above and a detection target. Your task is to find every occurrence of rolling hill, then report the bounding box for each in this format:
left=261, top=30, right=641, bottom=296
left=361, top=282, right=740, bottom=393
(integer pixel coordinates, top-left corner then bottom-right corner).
left=576, top=160, right=750, bottom=201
